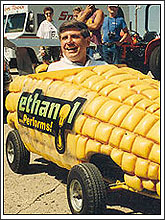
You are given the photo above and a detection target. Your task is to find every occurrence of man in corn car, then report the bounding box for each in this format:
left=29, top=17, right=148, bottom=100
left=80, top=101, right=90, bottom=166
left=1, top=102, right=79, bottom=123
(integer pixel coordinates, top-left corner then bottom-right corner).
left=46, top=20, right=107, bottom=72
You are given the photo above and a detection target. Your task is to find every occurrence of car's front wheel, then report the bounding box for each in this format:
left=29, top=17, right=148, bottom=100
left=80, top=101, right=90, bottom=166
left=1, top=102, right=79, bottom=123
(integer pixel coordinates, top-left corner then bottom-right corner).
left=6, top=129, right=30, bottom=174
left=67, top=163, right=106, bottom=214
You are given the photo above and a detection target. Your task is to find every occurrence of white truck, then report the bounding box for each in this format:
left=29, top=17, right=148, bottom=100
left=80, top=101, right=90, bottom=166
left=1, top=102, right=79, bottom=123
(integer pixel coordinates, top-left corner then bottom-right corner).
left=4, top=4, right=130, bottom=75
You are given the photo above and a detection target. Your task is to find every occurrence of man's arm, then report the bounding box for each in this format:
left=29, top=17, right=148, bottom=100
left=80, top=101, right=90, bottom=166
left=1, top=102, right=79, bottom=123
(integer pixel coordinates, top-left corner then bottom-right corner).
left=87, top=10, right=104, bottom=31
left=36, top=22, right=44, bottom=38
left=116, top=27, right=129, bottom=46
left=76, top=5, right=93, bottom=22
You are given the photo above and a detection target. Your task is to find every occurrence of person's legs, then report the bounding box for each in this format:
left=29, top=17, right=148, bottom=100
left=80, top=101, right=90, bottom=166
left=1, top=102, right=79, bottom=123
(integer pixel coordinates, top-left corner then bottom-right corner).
left=42, top=46, right=51, bottom=64
left=87, top=47, right=96, bottom=57
left=96, top=45, right=104, bottom=60
left=50, top=46, right=61, bottom=62
left=102, top=44, right=113, bottom=64
left=111, top=45, right=121, bottom=64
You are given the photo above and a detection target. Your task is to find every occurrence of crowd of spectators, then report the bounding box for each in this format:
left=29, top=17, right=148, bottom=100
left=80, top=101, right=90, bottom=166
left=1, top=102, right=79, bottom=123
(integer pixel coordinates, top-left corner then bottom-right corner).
left=36, top=5, right=132, bottom=66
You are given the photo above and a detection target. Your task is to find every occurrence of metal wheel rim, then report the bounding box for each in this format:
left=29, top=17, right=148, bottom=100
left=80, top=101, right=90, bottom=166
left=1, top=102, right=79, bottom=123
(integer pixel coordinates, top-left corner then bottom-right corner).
left=70, top=179, right=83, bottom=212
left=7, top=140, right=15, bottom=164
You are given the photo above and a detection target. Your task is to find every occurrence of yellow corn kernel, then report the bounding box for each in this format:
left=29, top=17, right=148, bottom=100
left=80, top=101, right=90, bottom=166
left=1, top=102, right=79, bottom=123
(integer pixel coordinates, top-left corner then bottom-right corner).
left=119, top=132, right=136, bottom=152
left=147, top=162, right=159, bottom=180
left=91, top=79, right=110, bottom=92
left=35, top=63, right=48, bottom=73
left=132, top=136, right=153, bottom=159
left=85, top=139, right=101, bottom=158
left=134, top=114, right=158, bottom=136
left=135, top=98, right=153, bottom=110
left=95, top=123, right=113, bottom=144
left=135, top=158, right=150, bottom=178
left=121, top=152, right=137, bottom=173
left=74, top=114, right=87, bottom=134
left=96, top=100, right=121, bottom=122
left=124, top=174, right=143, bottom=191
left=99, top=84, right=119, bottom=96
left=132, top=85, right=153, bottom=93
left=121, top=108, right=145, bottom=132
left=109, top=104, right=132, bottom=127
left=60, top=84, right=79, bottom=100
left=82, top=75, right=103, bottom=89
left=7, top=112, right=18, bottom=129
left=146, top=120, right=160, bottom=144
left=101, top=68, right=122, bottom=79
left=93, top=64, right=118, bottom=75
left=108, top=74, right=137, bottom=84
left=110, top=148, right=123, bottom=166
left=148, top=144, right=160, bottom=164
left=5, top=92, right=21, bottom=112
left=156, top=182, right=160, bottom=196
left=81, top=118, right=99, bottom=138
left=142, top=89, right=159, bottom=100
left=83, top=96, right=108, bottom=117
left=142, top=179, right=156, bottom=191
left=119, top=79, right=147, bottom=88
left=46, top=81, right=64, bottom=96
left=108, top=87, right=135, bottom=102
left=76, top=136, right=88, bottom=160
left=67, top=133, right=79, bottom=157
left=109, top=127, right=126, bottom=147
left=123, top=94, right=145, bottom=106
left=100, top=144, right=113, bottom=155
left=73, top=69, right=95, bottom=84
left=158, top=166, right=160, bottom=181
left=146, top=103, right=160, bottom=114
left=9, top=75, right=27, bottom=92
left=154, top=109, right=160, bottom=117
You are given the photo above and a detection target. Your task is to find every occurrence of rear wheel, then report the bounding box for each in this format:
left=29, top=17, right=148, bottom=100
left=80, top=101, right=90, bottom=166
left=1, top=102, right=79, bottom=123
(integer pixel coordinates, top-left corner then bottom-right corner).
left=67, top=163, right=106, bottom=214
left=6, top=129, right=30, bottom=174
left=149, top=46, right=160, bottom=80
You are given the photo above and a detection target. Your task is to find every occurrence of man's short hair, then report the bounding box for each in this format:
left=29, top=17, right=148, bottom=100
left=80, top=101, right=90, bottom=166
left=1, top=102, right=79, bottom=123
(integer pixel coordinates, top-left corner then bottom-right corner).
left=73, top=6, right=82, bottom=13
left=59, top=20, right=90, bottom=38
left=43, top=7, right=54, bottom=14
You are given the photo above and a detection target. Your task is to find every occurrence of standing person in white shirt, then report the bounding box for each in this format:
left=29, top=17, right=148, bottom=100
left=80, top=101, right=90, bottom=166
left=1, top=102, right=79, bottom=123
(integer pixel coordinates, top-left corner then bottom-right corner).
left=47, top=20, right=106, bottom=72
left=37, top=7, right=59, bottom=64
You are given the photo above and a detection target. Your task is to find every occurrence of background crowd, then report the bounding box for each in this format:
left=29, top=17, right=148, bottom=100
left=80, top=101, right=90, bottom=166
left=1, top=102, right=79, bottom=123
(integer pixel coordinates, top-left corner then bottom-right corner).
left=37, top=5, right=133, bottom=65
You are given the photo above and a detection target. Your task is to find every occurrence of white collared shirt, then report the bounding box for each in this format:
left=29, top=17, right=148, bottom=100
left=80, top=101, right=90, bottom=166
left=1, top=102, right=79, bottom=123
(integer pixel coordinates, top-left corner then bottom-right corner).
left=37, top=20, right=58, bottom=39
left=47, top=55, right=107, bottom=71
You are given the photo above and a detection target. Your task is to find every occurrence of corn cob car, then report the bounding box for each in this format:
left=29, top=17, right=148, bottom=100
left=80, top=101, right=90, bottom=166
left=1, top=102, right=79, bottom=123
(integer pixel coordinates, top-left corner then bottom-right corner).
left=5, top=64, right=160, bottom=214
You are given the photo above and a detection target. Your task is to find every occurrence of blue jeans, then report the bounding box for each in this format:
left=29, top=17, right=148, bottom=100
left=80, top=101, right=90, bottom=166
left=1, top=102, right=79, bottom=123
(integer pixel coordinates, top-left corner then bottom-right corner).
left=87, top=45, right=104, bottom=59
left=102, top=44, right=121, bottom=64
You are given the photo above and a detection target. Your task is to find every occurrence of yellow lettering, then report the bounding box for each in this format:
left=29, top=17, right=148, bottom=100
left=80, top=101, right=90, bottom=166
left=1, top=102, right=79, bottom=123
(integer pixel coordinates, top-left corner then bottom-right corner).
left=23, top=114, right=27, bottom=123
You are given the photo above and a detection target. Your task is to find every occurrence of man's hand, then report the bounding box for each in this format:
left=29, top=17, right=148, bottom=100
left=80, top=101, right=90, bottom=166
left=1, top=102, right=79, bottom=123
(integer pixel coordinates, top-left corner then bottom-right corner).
left=116, top=41, right=123, bottom=47
left=39, top=47, right=46, bottom=57
left=83, top=5, right=93, bottom=16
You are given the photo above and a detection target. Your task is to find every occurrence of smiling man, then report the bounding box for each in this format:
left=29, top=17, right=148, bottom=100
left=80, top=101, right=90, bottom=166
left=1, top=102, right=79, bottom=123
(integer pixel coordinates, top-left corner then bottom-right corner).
left=47, top=20, right=106, bottom=71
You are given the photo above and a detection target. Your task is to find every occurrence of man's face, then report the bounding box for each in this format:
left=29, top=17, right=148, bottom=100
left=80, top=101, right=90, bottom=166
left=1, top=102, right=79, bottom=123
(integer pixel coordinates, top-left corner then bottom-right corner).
left=73, top=10, right=80, bottom=19
left=60, top=28, right=90, bottom=64
left=108, top=6, right=118, bottom=16
left=45, top=10, right=53, bottom=22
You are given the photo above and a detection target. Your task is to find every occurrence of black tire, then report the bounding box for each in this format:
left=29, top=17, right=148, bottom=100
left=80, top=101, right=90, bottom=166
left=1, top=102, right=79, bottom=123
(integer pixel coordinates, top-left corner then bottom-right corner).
left=67, top=163, right=106, bottom=214
left=149, top=46, right=160, bottom=80
left=6, top=129, right=30, bottom=174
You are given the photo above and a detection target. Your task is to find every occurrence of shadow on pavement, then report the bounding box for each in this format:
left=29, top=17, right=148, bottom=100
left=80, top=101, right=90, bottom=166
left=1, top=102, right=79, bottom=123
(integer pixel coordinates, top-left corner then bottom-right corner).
left=105, top=189, right=161, bottom=215
left=23, top=157, right=161, bottom=215
left=23, top=157, right=68, bottom=184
